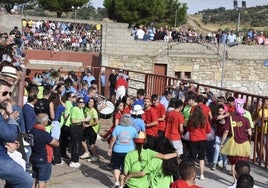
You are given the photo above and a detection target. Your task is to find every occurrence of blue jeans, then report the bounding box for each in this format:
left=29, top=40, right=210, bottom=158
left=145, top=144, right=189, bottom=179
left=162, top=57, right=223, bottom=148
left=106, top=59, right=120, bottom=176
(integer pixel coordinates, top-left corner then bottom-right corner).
left=213, top=136, right=227, bottom=164
left=0, top=155, right=33, bottom=188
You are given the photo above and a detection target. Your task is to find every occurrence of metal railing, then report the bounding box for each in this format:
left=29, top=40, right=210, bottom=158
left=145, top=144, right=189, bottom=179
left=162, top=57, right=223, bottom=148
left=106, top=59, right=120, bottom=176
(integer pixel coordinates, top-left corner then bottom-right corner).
left=94, top=65, right=268, bottom=169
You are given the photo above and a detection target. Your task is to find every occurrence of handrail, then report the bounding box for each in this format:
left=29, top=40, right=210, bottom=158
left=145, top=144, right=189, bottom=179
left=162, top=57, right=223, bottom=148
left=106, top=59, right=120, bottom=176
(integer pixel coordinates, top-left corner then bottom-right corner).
left=98, top=65, right=268, bottom=169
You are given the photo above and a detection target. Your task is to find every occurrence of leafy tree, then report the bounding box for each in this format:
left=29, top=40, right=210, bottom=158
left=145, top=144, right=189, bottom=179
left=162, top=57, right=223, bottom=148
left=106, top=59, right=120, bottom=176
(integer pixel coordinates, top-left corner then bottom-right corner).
left=1, top=0, right=30, bottom=14
left=103, top=0, right=187, bottom=26
left=38, top=0, right=88, bottom=18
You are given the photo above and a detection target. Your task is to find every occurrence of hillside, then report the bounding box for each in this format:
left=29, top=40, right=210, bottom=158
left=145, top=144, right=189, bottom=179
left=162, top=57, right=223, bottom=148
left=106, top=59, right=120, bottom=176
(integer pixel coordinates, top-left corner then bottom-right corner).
left=186, top=5, right=268, bottom=34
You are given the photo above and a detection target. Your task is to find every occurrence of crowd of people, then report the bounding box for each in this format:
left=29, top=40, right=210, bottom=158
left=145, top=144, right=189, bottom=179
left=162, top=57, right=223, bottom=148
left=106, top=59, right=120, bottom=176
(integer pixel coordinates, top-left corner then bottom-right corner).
left=1, top=19, right=102, bottom=56
left=0, top=23, right=266, bottom=188
left=131, top=24, right=268, bottom=46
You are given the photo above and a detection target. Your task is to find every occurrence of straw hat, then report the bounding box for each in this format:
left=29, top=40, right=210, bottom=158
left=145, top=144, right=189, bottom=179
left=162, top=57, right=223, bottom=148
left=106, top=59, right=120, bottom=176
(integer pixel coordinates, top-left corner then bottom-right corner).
left=1, top=66, right=17, bottom=79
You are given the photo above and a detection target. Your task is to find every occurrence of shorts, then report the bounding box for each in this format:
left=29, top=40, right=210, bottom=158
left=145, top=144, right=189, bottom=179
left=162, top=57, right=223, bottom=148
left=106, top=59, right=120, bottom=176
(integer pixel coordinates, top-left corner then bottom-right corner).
left=32, top=163, right=52, bottom=182
left=111, top=152, right=127, bottom=172
left=189, top=140, right=206, bottom=161
left=170, top=140, right=183, bottom=155
left=83, top=127, right=97, bottom=145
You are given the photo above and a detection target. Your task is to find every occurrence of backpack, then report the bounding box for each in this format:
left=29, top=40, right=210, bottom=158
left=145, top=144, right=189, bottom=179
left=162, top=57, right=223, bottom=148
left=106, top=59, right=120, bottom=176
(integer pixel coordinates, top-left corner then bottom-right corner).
left=35, top=98, right=50, bottom=115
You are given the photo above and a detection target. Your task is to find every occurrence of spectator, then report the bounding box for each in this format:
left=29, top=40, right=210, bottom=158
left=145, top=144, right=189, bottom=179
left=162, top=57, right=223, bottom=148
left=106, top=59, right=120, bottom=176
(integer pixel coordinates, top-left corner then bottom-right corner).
left=165, top=99, right=185, bottom=157
left=130, top=104, right=146, bottom=132
left=236, top=174, right=254, bottom=188
left=187, top=105, right=211, bottom=180
left=0, top=79, right=33, bottom=187
left=227, top=160, right=260, bottom=188
left=256, top=32, right=266, bottom=45
left=22, top=92, right=38, bottom=173
left=135, top=25, right=145, bottom=40
left=151, top=94, right=166, bottom=137
left=82, top=68, right=95, bottom=87
left=211, top=104, right=227, bottom=171
left=108, top=114, right=138, bottom=188
left=115, top=73, right=128, bottom=101
left=159, top=90, right=172, bottom=110
left=221, top=98, right=252, bottom=183
left=143, top=96, right=158, bottom=150
left=69, top=97, right=87, bottom=168
left=108, top=69, right=118, bottom=102
left=30, top=113, right=59, bottom=188
left=123, top=133, right=178, bottom=188
left=122, top=95, right=132, bottom=114
left=132, top=88, right=145, bottom=108
left=60, top=92, right=76, bottom=159
left=80, top=98, right=100, bottom=162
left=100, top=70, right=106, bottom=96
left=170, top=159, right=202, bottom=188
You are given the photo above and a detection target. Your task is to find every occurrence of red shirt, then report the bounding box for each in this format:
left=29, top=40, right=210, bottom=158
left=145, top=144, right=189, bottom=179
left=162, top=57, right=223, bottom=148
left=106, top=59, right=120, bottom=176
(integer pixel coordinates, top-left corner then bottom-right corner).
left=165, top=110, right=184, bottom=140
left=122, top=105, right=131, bottom=114
left=113, top=111, right=122, bottom=125
left=115, top=77, right=128, bottom=90
left=143, top=107, right=158, bottom=137
left=170, top=180, right=201, bottom=188
left=187, top=121, right=211, bottom=142
left=191, top=103, right=211, bottom=119
left=152, top=103, right=166, bottom=131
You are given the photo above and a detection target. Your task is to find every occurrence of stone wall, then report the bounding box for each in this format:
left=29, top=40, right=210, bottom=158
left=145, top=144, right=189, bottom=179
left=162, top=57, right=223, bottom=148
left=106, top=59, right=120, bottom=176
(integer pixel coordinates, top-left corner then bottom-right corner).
left=1, top=15, right=268, bottom=95
left=101, top=23, right=268, bottom=96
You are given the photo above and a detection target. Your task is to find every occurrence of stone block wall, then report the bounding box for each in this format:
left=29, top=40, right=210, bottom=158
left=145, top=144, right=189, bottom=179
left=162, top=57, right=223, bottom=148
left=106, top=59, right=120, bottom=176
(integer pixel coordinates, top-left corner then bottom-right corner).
left=102, top=23, right=268, bottom=96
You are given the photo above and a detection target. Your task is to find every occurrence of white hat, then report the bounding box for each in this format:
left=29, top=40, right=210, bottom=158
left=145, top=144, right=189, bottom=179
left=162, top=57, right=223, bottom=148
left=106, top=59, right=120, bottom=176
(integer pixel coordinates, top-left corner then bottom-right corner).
left=1, top=66, right=17, bottom=79
left=130, top=105, right=144, bottom=115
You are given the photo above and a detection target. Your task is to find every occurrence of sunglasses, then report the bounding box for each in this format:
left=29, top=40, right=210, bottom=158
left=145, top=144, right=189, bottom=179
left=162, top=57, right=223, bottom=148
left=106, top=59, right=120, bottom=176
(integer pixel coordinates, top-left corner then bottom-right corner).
left=71, top=96, right=77, bottom=98
left=1, top=91, right=12, bottom=97
left=78, top=101, right=84, bottom=103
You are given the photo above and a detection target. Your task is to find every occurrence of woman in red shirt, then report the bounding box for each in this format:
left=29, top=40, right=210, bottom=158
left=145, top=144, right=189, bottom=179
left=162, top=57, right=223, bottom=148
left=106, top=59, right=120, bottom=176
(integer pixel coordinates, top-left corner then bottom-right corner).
left=122, top=95, right=132, bottom=114
left=187, top=105, right=211, bottom=181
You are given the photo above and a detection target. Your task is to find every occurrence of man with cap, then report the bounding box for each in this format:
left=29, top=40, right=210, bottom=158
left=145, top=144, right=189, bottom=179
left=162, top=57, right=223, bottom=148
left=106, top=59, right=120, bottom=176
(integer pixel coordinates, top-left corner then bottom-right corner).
left=220, top=98, right=252, bottom=183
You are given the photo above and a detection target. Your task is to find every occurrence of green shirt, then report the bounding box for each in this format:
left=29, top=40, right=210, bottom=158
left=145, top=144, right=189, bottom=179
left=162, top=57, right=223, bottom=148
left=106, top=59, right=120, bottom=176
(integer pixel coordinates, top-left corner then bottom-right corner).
left=144, top=158, right=173, bottom=188
left=84, top=107, right=100, bottom=133
left=124, top=148, right=157, bottom=188
left=244, top=110, right=254, bottom=128
left=183, top=105, right=191, bottom=127
left=60, top=100, right=73, bottom=127
left=70, top=107, right=85, bottom=125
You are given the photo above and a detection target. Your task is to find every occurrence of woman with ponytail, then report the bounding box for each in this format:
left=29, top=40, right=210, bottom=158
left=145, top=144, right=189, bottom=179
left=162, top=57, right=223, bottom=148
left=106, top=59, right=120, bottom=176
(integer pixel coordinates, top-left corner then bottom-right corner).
left=123, top=133, right=178, bottom=188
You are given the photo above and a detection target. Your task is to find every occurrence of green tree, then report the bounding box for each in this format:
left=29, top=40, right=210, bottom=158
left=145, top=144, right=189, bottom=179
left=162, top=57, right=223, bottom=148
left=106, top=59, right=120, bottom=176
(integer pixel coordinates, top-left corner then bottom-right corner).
left=38, top=0, right=88, bottom=18
left=1, top=0, right=29, bottom=14
left=103, top=0, right=187, bottom=26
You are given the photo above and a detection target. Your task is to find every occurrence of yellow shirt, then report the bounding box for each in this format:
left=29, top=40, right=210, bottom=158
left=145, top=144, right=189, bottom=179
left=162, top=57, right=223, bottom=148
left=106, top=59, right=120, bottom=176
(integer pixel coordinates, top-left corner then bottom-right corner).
left=258, top=108, right=268, bottom=134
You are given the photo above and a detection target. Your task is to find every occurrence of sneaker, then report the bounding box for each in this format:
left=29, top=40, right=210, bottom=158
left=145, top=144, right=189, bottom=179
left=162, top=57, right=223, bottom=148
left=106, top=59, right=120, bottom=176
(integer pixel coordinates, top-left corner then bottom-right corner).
left=69, top=162, right=81, bottom=168
left=80, top=152, right=90, bottom=159
left=200, top=175, right=205, bottom=181
left=87, top=156, right=98, bottom=162
left=111, top=182, right=119, bottom=188
left=107, top=163, right=113, bottom=170
left=211, top=163, right=216, bottom=171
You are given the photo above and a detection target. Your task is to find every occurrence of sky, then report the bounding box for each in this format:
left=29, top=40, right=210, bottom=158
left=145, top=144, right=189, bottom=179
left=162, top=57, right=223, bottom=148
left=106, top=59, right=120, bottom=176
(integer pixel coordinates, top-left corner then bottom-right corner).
left=91, top=0, right=268, bottom=14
